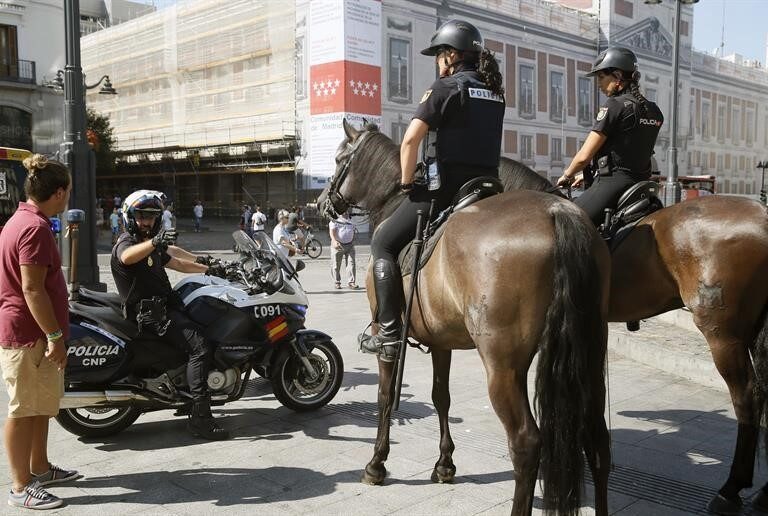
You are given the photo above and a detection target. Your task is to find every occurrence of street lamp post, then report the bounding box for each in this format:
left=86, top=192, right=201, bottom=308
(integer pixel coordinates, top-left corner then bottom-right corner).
left=757, top=161, right=768, bottom=205
left=645, top=0, right=699, bottom=206
left=59, top=0, right=115, bottom=290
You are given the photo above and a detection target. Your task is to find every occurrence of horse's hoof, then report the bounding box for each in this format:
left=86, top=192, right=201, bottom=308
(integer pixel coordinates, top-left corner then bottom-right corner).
left=361, top=464, right=387, bottom=485
left=752, top=489, right=768, bottom=513
left=430, top=464, right=456, bottom=484
left=707, top=494, right=742, bottom=515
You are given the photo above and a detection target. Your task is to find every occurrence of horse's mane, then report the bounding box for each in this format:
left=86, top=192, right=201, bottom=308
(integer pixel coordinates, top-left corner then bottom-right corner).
left=499, top=158, right=564, bottom=196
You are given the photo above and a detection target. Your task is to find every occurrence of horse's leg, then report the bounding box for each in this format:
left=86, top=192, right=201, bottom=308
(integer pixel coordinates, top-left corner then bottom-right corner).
left=584, top=368, right=610, bottom=516
left=483, top=362, right=539, bottom=516
left=361, top=356, right=397, bottom=485
left=703, top=334, right=757, bottom=514
left=430, top=349, right=456, bottom=483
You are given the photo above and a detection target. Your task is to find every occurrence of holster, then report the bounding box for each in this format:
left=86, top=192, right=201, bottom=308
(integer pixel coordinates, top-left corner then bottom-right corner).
left=597, top=155, right=612, bottom=177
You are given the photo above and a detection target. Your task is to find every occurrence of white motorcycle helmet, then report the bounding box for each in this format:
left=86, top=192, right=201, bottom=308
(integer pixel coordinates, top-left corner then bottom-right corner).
left=122, top=190, right=166, bottom=238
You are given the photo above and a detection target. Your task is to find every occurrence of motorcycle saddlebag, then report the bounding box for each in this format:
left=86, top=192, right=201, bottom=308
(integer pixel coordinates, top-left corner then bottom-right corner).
left=65, top=321, right=129, bottom=384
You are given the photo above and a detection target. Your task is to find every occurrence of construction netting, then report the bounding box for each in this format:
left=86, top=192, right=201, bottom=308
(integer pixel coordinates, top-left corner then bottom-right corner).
left=81, top=0, right=297, bottom=151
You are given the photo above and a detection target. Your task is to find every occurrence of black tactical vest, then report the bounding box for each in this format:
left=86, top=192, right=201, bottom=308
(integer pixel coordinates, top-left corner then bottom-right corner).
left=436, top=71, right=505, bottom=170
left=597, top=92, right=663, bottom=176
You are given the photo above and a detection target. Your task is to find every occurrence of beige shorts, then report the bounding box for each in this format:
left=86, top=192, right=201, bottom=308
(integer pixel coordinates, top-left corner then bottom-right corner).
left=0, top=340, right=64, bottom=418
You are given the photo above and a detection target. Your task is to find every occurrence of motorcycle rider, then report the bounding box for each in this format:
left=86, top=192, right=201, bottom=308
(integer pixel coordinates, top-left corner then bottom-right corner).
left=360, top=19, right=505, bottom=360
left=110, top=190, right=229, bottom=440
left=556, top=46, right=664, bottom=225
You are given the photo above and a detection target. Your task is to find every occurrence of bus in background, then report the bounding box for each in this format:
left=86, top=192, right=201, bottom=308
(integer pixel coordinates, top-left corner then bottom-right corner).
left=0, top=147, right=31, bottom=231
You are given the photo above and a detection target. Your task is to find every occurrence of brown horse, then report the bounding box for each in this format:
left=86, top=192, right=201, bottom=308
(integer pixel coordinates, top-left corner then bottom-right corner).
left=500, top=158, right=768, bottom=514
left=321, top=120, right=611, bottom=516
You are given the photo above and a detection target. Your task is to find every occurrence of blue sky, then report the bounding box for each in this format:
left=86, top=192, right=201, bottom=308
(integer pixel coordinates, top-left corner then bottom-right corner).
left=692, top=0, right=767, bottom=62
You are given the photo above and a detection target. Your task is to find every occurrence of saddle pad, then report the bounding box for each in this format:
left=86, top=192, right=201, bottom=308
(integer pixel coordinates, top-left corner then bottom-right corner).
left=397, top=220, right=449, bottom=277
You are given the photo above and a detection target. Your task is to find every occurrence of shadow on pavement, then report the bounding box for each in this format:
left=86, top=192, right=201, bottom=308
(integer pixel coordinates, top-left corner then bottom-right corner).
left=62, top=467, right=362, bottom=507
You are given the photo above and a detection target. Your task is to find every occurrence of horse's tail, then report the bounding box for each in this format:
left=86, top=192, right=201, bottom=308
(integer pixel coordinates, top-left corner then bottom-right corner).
left=750, top=303, right=768, bottom=462
left=535, top=202, right=606, bottom=515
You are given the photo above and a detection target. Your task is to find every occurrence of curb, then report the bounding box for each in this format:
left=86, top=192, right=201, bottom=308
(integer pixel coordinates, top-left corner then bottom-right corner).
left=607, top=319, right=725, bottom=392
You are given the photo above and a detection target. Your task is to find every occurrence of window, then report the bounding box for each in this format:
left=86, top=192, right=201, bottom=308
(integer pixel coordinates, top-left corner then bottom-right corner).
left=388, top=37, right=411, bottom=101
left=232, top=87, right=245, bottom=102
left=645, top=88, right=657, bottom=103
left=577, top=77, right=592, bottom=126
left=733, top=108, right=741, bottom=142
left=747, top=110, right=755, bottom=145
left=296, top=37, right=306, bottom=98
left=550, top=71, right=564, bottom=122
left=717, top=104, right=725, bottom=142
left=717, top=154, right=723, bottom=171
left=765, top=115, right=768, bottom=146
left=519, top=64, right=535, bottom=118
left=391, top=121, right=408, bottom=144
left=551, top=137, right=563, bottom=163
left=701, top=101, right=711, bottom=139
left=520, top=134, right=533, bottom=162
left=689, top=98, right=694, bottom=134
left=0, top=24, right=18, bottom=79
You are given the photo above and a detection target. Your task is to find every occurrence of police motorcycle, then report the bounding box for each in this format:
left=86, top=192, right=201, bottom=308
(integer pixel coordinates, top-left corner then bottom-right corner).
left=57, top=226, right=343, bottom=437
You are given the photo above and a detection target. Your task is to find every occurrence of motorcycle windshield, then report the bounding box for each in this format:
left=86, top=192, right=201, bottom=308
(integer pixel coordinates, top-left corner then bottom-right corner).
left=232, top=230, right=297, bottom=277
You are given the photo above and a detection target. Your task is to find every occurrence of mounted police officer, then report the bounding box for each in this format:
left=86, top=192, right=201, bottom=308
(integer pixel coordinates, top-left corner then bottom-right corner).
left=111, top=190, right=229, bottom=440
left=556, top=46, right=664, bottom=225
left=361, top=20, right=505, bottom=359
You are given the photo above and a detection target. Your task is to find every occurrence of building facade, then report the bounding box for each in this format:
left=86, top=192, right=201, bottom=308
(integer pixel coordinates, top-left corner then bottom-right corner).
left=0, top=0, right=65, bottom=153
left=83, top=0, right=768, bottom=214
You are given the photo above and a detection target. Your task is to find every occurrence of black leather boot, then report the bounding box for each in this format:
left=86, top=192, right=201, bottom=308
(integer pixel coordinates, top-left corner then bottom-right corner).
left=187, top=397, right=229, bottom=440
left=360, top=259, right=403, bottom=362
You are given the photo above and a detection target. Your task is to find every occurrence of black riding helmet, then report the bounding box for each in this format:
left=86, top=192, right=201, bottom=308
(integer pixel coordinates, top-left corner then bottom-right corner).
left=421, top=19, right=483, bottom=56
left=587, top=46, right=638, bottom=76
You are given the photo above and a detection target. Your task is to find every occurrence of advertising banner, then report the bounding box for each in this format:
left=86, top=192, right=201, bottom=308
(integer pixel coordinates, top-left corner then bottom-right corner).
left=308, top=0, right=381, bottom=189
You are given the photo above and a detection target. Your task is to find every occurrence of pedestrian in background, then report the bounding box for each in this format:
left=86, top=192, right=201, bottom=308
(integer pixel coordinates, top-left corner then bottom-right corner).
left=329, top=211, right=357, bottom=289
left=251, top=205, right=267, bottom=233
left=0, top=155, right=80, bottom=510
left=162, top=203, right=174, bottom=231
left=109, top=207, right=121, bottom=245
left=242, top=204, right=252, bottom=237
left=193, top=201, right=203, bottom=233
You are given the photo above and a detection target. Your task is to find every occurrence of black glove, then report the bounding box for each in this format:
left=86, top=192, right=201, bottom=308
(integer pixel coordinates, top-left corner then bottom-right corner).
left=151, top=228, right=177, bottom=251
left=206, top=262, right=227, bottom=277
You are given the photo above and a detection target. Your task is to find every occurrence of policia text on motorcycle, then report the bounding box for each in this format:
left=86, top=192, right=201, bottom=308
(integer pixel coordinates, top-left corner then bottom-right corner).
left=359, top=19, right=505, bottom=359
left=111, top=190, right=229, bottom=440
left=557, top=46, right=664, bottom=225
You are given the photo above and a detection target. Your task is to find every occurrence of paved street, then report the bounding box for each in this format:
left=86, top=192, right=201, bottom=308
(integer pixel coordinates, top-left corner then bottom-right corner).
left=0, top=224, right=762, bottom=515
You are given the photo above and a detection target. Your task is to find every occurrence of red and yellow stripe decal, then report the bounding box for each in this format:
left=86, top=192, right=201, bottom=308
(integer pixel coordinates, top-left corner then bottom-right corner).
left=266, top=315, right=289, bottom=343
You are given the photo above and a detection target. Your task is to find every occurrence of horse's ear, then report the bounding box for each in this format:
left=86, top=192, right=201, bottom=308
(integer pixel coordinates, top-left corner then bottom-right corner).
left=362, top=117, right=369, bottom=125
left=342, top=118, right=359, bottom=141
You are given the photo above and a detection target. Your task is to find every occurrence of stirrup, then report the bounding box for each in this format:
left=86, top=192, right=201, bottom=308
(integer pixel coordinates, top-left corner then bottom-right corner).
left=358, top=332, right=401, bottom=362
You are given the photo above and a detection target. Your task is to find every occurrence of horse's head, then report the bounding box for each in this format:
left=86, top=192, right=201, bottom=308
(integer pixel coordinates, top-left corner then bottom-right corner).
left=322, top=118, right=396, bottom=220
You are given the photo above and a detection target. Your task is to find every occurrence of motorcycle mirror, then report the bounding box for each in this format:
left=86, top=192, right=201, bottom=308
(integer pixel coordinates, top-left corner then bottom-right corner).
left=294, top=260, right=306, bottom=273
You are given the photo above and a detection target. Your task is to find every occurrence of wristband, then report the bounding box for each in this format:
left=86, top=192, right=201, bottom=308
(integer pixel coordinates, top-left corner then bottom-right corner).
left=400, top=182, right=414, bottom=193
left=46, top=329, right=63, bottom=342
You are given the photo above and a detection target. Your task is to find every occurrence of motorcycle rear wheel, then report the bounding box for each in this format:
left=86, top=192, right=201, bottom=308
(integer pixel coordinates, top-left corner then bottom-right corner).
left=56, top=407, right=141, bottom=437
left=305, top=239, right=322, bottom=259
left=271, top=340, right=343, bottom=411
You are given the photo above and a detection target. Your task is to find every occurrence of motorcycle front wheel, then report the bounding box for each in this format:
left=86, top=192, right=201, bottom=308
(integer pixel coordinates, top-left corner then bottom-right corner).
left=270, top=340, right=343, bottom=411
left=56, top=406, right=141, bottom=437
left=305, top=239, right=322, bottom=259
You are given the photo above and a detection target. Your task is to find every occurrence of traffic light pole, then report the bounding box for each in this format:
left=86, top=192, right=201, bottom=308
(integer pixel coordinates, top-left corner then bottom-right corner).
left=60, top=0, right=104, bottom=290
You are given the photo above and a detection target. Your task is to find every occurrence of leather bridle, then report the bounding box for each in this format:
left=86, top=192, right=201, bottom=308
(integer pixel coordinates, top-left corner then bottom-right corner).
left=322, top=132, right=369, bottom=220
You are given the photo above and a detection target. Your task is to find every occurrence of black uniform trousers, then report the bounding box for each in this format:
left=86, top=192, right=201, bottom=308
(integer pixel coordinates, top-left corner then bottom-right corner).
left=574, top=169, right=650, bottom=226
left=165, top=309, right=215, bottom=399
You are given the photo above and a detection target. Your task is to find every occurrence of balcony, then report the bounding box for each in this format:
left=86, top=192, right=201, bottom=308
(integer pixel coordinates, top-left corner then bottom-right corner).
left=0, top=60, right=36, bottom=85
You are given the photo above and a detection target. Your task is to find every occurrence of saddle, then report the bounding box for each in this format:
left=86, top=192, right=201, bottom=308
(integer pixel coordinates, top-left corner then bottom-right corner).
left=599, top=180, right=664, bottom=251
left=398, top=176, right=503, bottom=276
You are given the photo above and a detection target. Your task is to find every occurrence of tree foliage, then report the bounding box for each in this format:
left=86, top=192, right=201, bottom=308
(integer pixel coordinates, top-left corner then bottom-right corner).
left=86, top=108, right=116, bottom=175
